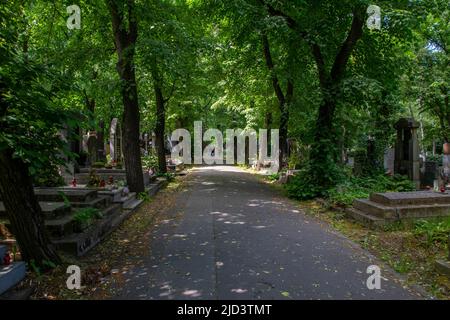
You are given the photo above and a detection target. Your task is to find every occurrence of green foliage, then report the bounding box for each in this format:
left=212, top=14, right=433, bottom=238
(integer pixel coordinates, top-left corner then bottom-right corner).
left=157, top=172, right=175, bottom=182
left=266, top=173, right=280, bottom=182
left=414, top=218, right=450, bottom=246
left=142, top=154, right=159, bottom=171
left=73, top=207, right=102, bottom=231
left=285, top=166, right=332, bottom=200
left=32, top=165, right=65, bottom=187
left=327, top=174, right=416, bottom=207
left=137, top=192, right=151, bottom=202
left=58, top=191, right=71, bottom=208
left=426, top=154, right=442, bottom=163
left=92, top=161, right=106, bottom=168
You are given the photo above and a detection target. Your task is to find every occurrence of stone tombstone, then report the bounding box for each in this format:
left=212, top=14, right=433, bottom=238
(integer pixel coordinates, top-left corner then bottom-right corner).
left=383, top=148, right=395, bottom=173
left=442, top=154, right=450, bottom=186
left=422, top=158, right=439, bottom=188
left=394, top=118, right=420, bottom=189
left=86, top=132, right=98, bottom=166
left=110, top=118, right=123, bottom=163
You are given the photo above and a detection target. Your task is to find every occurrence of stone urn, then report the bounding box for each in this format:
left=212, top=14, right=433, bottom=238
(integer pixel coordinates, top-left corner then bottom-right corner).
left=444, top=142, right=450, bottom=155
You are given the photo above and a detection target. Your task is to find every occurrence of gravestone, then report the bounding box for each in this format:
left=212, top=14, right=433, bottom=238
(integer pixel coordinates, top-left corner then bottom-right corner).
left=422, top=158, right=439, bottom=188
left=110, top=118, right=123, bottom=163
left=86, top=133, right=98, bottom=166
left=383, top=148, right=395, bottom=174
left=394, top=118, right=420, bottom=189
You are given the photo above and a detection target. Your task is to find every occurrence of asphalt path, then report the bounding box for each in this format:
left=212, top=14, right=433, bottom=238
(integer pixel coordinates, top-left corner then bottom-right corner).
left=113, top=166, right=423, bottom=300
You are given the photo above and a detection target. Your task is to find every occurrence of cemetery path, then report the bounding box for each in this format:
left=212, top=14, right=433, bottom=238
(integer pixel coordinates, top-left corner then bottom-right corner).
left=112, top=166, right=424, bottom=300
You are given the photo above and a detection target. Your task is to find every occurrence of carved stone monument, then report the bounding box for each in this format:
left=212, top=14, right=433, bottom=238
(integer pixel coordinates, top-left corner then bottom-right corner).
left=110, top=118, right=123, bottom=163
left=394, top=118, right=420, bottom=189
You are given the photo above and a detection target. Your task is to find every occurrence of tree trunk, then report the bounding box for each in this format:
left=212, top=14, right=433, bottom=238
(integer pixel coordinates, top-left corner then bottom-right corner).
left=154, top=84, right=167, bottom=174
left=108, top=0, right=144, bottom=192
left=261, top=34, right=293, bottom=169
left=0, top=149, right=61, bottom=268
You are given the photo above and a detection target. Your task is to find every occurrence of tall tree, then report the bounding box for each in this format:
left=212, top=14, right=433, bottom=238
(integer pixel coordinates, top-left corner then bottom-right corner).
left=0, top=2, right=64, bottom=267
left=261, top=33, right=293, bottom=166
left=259, top=0, right=365, bottom=187
left=107, top=0, right=144, bottom=192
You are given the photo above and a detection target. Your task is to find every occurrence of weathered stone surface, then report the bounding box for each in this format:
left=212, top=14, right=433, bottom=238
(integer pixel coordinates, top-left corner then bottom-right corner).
left=70, top=195, right=111, bottom=209
left=98, top=187, right=124, bottom=202
left=345, top=208, right=387, bottom=228
left=0, top=201, right=70, bottom=219
left=45, top=214, right=74, bottom=238
left=53, top=204, right=127, bottom=256
left=435, top=260, right=450, bottom=278
left=370, top=191, right=450, bottom=206
left=349, top=191, right=450, bottom=228
left=34, top=188, right=98, bottom=203
left=146, top=179, right=168, bottom=197
left=0, top=262, right=26, bottom=295
left=353, top=199, right=396, bottom=219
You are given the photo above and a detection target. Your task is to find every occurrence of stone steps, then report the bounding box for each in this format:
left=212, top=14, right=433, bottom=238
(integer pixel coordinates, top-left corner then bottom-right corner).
left=44, top=204, right=122, bottom=239
left=45, top=214, right=75, bottom=238
left=146, top=179, right=168, bottom=197
left=123, top=199, right=144, bottom=211
left=348, top=191, right=450, bottom=228
left=70, top=195, right=111, bottom=209
left=345, top=208, right=387, bottom=228
left=119, top=192, right=137, bottom=209
left=0, top=261, right=26, bottom=295
left=353, top=199, right=396, bottom=219
left=370, top=191, right=450, bottom=206
left=52, top=204, right=131, bottom=256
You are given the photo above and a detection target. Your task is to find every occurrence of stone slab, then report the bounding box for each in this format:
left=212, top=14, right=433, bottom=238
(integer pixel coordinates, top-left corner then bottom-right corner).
left=34, top=188, right=98, bottom=203
left=123, top=199, right=143, bottom=211
left=98, top=187, right=124, bottom=202
left=345, top=208, right=387, bottom=228
left=0, top=202, right=70, bottom=219
left=370, top=191, right=450, bottom=206
left=70, top=195, right=111, bottom=209
left=435, top=260, right=450, bottom=278
left=53, top=204, right=128, bottom=256
left=353, top=199, right=396, bottom=219
left=0, top=262, right=26, bottom=295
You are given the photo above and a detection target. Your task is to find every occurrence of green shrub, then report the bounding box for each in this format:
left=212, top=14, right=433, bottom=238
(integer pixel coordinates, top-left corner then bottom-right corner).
left=157, top=172, right=175, bottom=181
left=142, top=154, right=159, bottom=171
left=32, top=165, right=65, bottom=187
left=73, top=207, right=102, bottom=232
left=285, top=167, right=327, bottom=200
left=285, top=162, right=347, bottom=200
left=92, top=161, right=106, bottom=168
left=426, top=154, right=442, bottom=163
left=266, top=173, right=280, bottom=181
left=327, top=174, right=415, bottom=207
